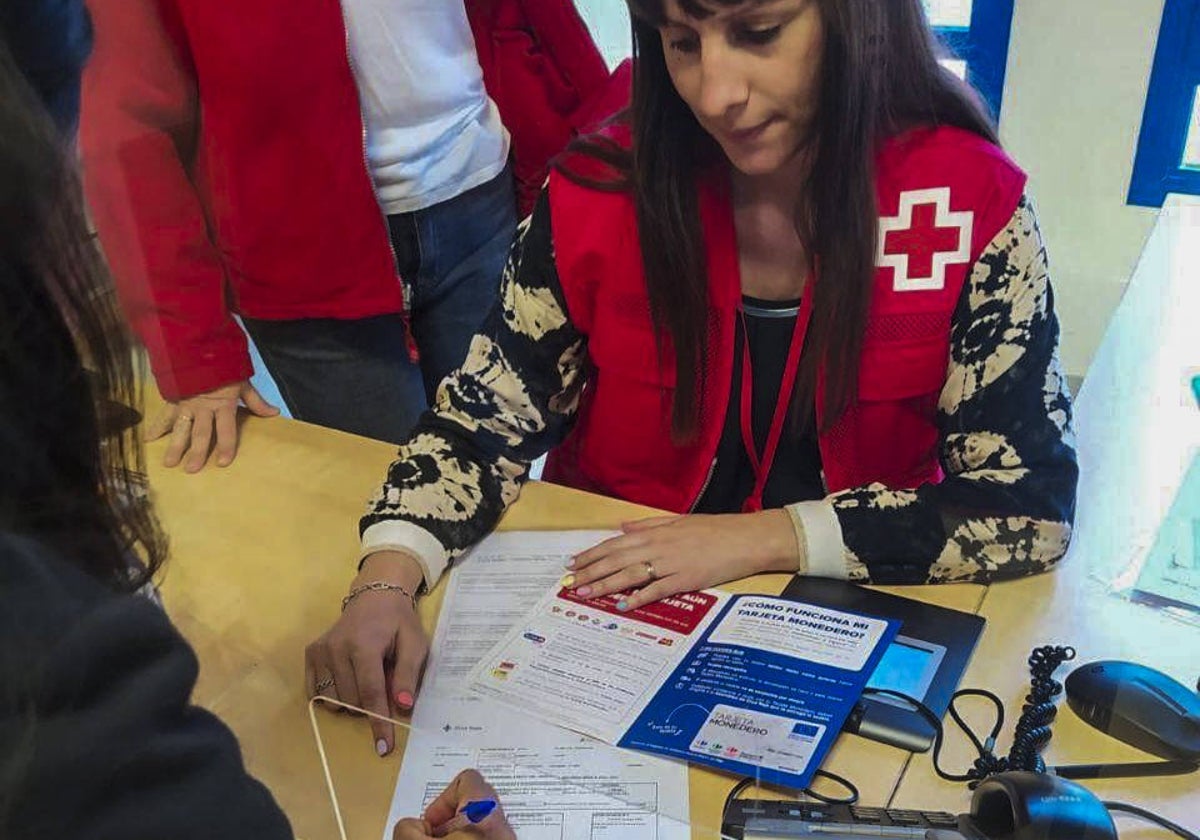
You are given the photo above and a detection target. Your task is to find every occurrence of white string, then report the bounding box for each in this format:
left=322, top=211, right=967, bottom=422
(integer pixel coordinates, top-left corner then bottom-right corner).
left=308, top=694, right=413, bottom=840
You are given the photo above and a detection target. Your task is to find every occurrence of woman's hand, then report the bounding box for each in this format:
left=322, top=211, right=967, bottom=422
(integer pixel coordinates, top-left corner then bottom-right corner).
left=563, top=511, right=801, bottom=611
left=392, top=770, right=514, bottom=840
left=145, top=380, right=279, bottom=472
left=305, top=551, right=429, bottom=757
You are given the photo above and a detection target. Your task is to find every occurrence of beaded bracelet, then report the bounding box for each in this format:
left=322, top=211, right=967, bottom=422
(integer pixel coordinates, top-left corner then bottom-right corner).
left=341, top=581, right=418, bottom=612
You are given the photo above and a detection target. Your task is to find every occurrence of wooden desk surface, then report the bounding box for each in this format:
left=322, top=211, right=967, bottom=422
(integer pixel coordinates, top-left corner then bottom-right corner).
left=889, top=547, right=1200, bottom=836
left=146, top=406, right=984, bottom=840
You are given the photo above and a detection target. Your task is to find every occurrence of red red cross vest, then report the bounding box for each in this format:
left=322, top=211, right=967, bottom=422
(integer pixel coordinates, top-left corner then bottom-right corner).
left=542, top=125, right=1027, bottom=512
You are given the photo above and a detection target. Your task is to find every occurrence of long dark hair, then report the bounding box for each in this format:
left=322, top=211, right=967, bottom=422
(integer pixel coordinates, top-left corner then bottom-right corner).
left=559, top=0, right=997, bottom=439
left=0, top=35, right=167, bottom=590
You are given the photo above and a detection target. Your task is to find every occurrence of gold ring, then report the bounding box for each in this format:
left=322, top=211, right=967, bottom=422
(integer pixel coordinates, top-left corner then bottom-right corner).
left=177, top=413, right=194, bottom=424
left=644, top=562, right=657, bottom=581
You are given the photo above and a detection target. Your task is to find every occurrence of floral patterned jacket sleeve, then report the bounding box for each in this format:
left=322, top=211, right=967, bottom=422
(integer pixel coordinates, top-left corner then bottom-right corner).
left=359, top=194, right=589, bottom=586
left=796, top=194, right=1079, bottom=584
left=361, top=192, right=1078, bottom=589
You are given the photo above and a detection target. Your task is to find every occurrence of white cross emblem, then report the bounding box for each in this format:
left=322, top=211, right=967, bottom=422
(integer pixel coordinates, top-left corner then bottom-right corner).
left=877, top=187, right=974, bottom=292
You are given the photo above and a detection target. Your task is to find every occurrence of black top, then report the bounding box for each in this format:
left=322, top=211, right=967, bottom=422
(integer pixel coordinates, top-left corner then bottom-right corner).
left=695, top=295, right=825, bottom=513
left=0, top=532, right=293, bottom=839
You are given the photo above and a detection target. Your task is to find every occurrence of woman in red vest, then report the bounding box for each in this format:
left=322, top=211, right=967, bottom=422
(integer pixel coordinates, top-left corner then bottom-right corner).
left=308, top=0, right=1078, bottom=754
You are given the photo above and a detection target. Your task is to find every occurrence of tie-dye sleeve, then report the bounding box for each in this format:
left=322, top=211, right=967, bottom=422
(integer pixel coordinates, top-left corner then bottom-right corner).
left=793, top=195, right=1080, bottom=584
left=359, top=193, right=588, bottom=587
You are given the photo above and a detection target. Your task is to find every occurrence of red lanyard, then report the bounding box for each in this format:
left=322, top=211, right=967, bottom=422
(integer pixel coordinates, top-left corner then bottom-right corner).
left=738, top=291, right=814, bottom=513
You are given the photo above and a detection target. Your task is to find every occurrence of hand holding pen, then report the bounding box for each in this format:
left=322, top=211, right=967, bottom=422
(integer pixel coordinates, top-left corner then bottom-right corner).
left=430, top=799, right=499, bottom=837
left=392, top=770, right=514, bottom=840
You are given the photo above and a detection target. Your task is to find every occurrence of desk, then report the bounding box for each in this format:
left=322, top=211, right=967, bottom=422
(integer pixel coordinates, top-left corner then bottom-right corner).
left=891, top=196, right=1200, bottom=833
left=145, top=202, right=1198, bottom=840
left=146, top=404, right=983, bottom=839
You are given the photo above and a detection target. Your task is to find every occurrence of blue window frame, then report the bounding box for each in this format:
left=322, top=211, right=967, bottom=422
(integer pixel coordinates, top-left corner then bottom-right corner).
left=930, top=0, right=1017, bottom=120
left=1128, top=0, right=1200, bottom=207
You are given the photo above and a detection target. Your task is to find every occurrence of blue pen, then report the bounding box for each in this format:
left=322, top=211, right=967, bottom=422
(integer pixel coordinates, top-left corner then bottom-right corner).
left=431, top=799, right=498, bottom=837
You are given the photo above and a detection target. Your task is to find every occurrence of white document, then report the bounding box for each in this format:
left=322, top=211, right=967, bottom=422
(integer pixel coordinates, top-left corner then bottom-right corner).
left=386, top=531, right=692, bottom=840
left=467, top=586, right=732, bottom=744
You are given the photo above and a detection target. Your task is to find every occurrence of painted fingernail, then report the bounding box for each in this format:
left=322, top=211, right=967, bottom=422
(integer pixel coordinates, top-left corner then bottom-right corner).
left=576, top=586, right=593, bottom=598
left=395, top=691, right=415, bottom=709
left=376, top=739, right=390, bottom=757
left=565, top=559, right=577, bottom=569
left=560, top=574, right=576, bottom=588
left=616, top=600, right=630, bottom=612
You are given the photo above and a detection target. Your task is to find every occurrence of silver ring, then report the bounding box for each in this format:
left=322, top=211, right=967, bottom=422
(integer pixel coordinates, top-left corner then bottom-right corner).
left=314, top=677, right=336, bottom=694
left=644, top=562, right=657, bottom=581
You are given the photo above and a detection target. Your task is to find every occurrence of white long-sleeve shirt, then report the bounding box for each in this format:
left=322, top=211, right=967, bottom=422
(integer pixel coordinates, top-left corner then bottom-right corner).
left=341, top=0, right=510, bottom=214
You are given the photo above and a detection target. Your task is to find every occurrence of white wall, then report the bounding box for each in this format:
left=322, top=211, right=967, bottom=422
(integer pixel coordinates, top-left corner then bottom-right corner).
left=572, top=0, right=1169, bottom=377
left=1000, top=0, right=1165, bottom=376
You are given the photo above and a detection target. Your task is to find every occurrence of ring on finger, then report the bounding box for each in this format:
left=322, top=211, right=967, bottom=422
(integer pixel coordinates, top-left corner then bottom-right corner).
left=177, top=413, right=195, bottom=425
left=643, top=562, right=657, bottom=581
left=314, top=676, right=336, bottom=694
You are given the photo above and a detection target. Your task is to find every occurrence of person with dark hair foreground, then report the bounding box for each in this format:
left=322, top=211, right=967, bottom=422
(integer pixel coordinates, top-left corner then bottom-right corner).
left=0, top=4, right=512, bottom=838
left=309, top=0, right=1079, bottom=755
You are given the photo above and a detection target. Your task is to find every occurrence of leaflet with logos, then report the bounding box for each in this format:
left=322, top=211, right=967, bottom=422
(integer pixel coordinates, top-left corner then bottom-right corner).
left=467, top=586, right=900, bottom=789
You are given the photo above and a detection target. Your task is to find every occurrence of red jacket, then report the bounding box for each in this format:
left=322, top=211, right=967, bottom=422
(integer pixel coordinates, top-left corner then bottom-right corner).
left=543, top=126, right=1027, bottom=512
left=80, top=0, right=620, bottom=400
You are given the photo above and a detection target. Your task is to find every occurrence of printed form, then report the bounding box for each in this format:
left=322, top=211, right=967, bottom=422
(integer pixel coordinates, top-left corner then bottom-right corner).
left=385, top=531, right=692, bottom=840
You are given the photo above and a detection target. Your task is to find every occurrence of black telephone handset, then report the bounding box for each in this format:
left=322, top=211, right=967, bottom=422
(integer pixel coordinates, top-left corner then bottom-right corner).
left=722, top=772, right=1117, bottom=839
left=967, top=772, right=1117, bottom=839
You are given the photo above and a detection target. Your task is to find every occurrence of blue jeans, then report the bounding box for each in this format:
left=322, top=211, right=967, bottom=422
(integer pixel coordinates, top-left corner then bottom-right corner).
left=243, top=165, right=516, bottom=444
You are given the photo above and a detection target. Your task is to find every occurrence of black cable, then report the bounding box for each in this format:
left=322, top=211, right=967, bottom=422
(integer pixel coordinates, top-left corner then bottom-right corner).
left=1003, top=645, right=1076, bottom=775
left=862, top=686, right=972, bottom=782
left=802, top=769, right=859, bottom=805
left=722, top=777, right=756, bottom=825
left=1103, top=801, right=1200, bottom=840
left=862, top=645, right=1077, bottom=789
left=1055, top=759, right=1200, bottom=780
left=946, top=688, right=1005, bottom=758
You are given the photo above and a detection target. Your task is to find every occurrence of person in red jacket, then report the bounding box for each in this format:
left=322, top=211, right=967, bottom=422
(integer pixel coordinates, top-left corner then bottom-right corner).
left=80, top=0, right=619, bottom=472
left=306, top=0, right=1079, bottom=755
left=0, top=6, right=516, bottom=835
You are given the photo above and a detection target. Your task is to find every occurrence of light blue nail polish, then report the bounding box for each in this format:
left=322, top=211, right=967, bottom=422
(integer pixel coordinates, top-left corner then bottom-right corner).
left=617, top=600, right=629, bottom=612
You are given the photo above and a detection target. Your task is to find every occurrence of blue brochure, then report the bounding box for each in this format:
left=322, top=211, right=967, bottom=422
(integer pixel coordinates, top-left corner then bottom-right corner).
left=617, top=594, right=899, bottom=789
left=471, top=588, right=898, bottom=791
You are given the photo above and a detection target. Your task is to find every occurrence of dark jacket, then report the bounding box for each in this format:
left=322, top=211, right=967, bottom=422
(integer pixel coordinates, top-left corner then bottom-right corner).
left=0, top=0, right=92, bottom=132
left=0, top=533, right=293, bottom=839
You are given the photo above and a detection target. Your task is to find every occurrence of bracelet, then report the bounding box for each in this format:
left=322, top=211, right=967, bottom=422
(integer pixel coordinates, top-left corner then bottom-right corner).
left=342, top=581, right=418, bottom=612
